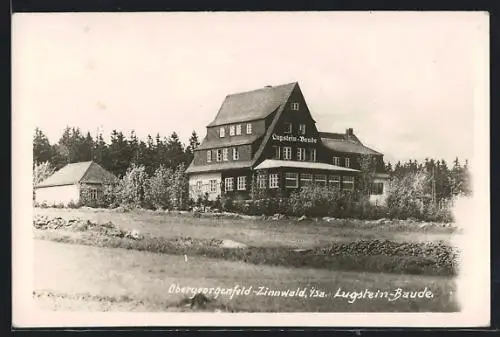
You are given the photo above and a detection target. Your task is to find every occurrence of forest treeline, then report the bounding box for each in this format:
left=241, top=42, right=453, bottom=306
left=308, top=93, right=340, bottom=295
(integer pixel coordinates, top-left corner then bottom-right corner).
left=33, top=127, right=471, bottom=210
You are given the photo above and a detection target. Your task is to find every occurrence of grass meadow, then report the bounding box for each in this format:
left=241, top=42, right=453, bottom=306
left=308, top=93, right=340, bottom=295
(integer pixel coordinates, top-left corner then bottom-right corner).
left=32, top=207, right=460, bottom=312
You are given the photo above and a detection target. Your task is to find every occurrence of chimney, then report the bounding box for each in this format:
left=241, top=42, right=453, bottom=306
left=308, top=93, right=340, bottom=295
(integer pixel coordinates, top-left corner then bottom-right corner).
left=345, top=128, right=354, bottom=140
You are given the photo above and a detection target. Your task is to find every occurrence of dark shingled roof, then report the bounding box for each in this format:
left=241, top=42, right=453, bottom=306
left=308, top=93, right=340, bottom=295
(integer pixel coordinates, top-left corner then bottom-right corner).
left=320, top=133, right=382, bottom=155
left=36, top=161, right=118, bottom=188
left=197, top=134, right=263, bottom=150
left=207, top=82, right=297, bottom=127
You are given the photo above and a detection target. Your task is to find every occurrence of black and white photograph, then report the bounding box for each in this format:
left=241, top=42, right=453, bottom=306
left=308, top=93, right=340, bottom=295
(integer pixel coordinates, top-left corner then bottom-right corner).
left=12, top=11, right=490, bottom=327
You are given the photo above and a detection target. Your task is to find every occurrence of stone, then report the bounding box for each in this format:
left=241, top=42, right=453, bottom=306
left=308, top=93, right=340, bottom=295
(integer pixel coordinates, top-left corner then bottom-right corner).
left=219, top=239, right=248, bottom=249
left=293, top=248, right=312, bottom=253
left=129, top=229, right=141, bottom=240
left=298, top=215, right=307, bottom=222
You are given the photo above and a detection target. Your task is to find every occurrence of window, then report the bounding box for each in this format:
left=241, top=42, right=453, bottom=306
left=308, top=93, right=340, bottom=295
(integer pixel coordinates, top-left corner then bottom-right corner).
left=299, top=124, right=306, bottom=135
left=196, top=181, right=202, bottom=193
left=216, top=149, right=222, bottom=162
left=209, top=179, right=217, bottom=193
left=300, top=173, right=313, bottom=186
left=370, top=182, right=384, bottom=195
left=328, top=175, right=340, bottom=189
left=223, top=148, right=229, bottom=161
left=237, top=176, right=246, bottom=190
left=285, top=172, right=298, bottom=188
left=225, top=177, right=234, bottom=191
left=342, top=176, right=355, bottom=191
left=284, top=123, right=292, bottom=134
left=291, top=102, right=300, bottom=110
left=273, top=146, right=281, bottom=159
left=283, top=146, right=292, bottom=160
left=232, top=147, right=239, bottom=160
left=309, top=148, right=317, bottom=162
left=229, top=125, right=235, bottom=136
left=269, top=173, right=279, bottom=189
left=236, top=124, right=242, bottom=135
left=219, top=127, right=225, bottom=138
left=90, top=188, right=99, bottom=200
left=332, top=156, right=340, bottom=166
left=207, top=150, right=212, bottom=162
left=315, top=174, right=327, bottom=186
left=297, top=148, right=306, bottom=161
left=257, top=174, right=267, bottom=189
left=246, top=123, right=252, bottom=134
left=345, top=157, right=350, bottom=168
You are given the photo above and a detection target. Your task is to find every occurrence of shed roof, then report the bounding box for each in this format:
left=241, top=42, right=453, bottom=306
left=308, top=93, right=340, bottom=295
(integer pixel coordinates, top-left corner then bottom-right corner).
left=185, top=160, right=254, bottom=174
left=197, top=134, right=263, bottom=150
left=36, top=161, right=118, bottom=188
left=254, top=159, right=360, bottom=172
left=207, top=82, right=297, bottom=127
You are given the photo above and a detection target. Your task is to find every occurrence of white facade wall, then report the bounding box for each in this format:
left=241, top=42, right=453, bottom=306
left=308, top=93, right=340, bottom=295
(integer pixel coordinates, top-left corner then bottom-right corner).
left=35, top=184, right=80, bottom=205
left=369, top=178, right=389, bottom=206
left=188, top=172, right=222, bottom=201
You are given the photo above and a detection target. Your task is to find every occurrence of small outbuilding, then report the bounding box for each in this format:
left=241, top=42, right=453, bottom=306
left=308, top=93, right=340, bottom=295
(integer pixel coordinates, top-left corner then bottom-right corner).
left=34, top=161, right=118, bottom=206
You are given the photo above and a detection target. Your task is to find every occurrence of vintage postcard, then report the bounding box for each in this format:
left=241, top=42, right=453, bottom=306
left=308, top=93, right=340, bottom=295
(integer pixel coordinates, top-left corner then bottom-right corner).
left=12, top=11, right=490, bottom=327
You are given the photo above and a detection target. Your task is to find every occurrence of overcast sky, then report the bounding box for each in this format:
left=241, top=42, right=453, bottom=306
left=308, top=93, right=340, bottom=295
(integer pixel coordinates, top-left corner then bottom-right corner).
left=13, top=12, right=488, bottom=165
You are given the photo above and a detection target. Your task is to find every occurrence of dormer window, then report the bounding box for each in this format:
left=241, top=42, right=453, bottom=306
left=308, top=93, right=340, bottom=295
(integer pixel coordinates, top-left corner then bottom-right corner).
left=246, top=123, right=252, bottom=134
left=299, top=124, right=306, bottom=135
left=229, top=125, right=235, bottom=136
left=333, top=156, right=340, bottom=166
left=291, top=102, right=300, bottom=111
left=236, top=124, right=242, bottom=135
left=219, top=127, right=225, bottom=138
left=345, top=157, right=350, bottom=168
left=284, top=123, right=292, bottom=134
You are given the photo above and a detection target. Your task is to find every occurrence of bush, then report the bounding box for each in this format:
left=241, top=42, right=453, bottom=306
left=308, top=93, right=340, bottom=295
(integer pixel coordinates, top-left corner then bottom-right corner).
left=116, top=164, right=149, bottom=208
left=80, top=184, right=116, bottom=208
left=221, top=196, right=234, bottom=212
left=67, top=200, right=82, bottom=209
left=213, top=196, right=222, bottom=210
left=144, top=165, right=174, bottom=210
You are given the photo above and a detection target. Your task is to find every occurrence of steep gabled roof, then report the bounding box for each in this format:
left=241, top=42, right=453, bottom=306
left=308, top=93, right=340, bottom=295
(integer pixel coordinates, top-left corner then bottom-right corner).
left=207, top=82, right=297, bottom=127
left=250, top=83, right=300, bottom=167
left=36, top=161, right=118, bottom=188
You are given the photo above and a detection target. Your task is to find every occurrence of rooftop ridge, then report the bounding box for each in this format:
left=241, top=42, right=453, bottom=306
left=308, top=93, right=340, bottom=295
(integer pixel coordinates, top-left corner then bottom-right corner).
left=225, top=81, right=298, bottom=97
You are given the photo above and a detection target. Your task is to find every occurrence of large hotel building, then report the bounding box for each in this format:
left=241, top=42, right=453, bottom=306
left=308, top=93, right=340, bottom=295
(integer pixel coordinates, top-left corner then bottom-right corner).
left=186, top=82, right=389, bottom=204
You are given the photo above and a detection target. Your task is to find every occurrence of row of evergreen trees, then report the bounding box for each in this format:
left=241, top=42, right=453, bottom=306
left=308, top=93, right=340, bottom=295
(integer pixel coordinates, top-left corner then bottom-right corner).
left=384, top=158, right=471, bottom=202
left=33, top=126, right=472, bottom=204
left=33, top=127, right=201, bottom=177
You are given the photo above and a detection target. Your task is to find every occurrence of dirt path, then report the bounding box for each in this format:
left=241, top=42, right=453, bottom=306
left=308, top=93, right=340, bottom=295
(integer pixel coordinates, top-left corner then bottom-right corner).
left=33, top=240, right=458, bottom=313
